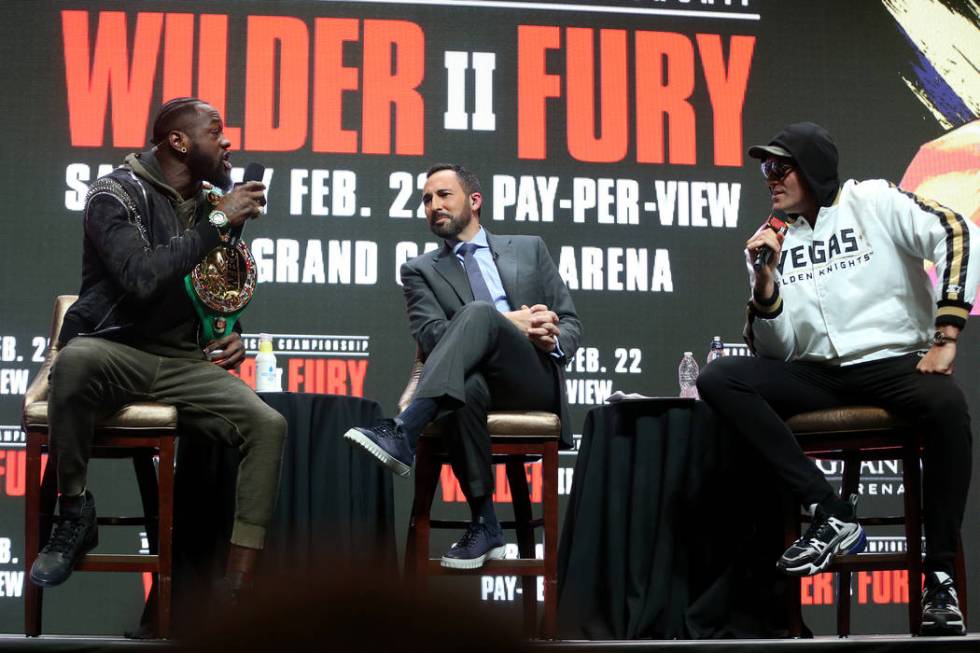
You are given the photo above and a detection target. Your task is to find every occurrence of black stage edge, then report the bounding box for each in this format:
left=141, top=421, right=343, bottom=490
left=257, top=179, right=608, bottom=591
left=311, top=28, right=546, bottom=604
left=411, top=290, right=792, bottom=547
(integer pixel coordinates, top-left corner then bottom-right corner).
left=2, top=635, right=978, bottom=652
left=0, top=635, right=172, bottom=651
left=533, top=636, right=980, bottom=652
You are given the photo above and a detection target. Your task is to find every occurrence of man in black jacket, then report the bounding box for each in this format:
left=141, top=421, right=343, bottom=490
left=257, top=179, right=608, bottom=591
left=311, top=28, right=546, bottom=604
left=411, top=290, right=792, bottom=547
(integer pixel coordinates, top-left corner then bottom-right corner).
left=29, top=98, right=286, bottom=594
left=345, top=164, right=580, bottom=569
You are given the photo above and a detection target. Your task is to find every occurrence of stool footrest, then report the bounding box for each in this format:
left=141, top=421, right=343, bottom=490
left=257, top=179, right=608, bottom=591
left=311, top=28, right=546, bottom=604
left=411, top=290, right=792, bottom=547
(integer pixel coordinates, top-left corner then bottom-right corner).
left=97, top=517, right=154, bottom=526
left=77, top=554, right=159, bottom=572
left=500, top=519, right=544, bottom=530
left=801, top=516, right=907, bottom=527
left=426, top=559, right=544, bottom=575
left=429, top=519, right=543, bottom=530
left=828, top=553, right=912, bottom=571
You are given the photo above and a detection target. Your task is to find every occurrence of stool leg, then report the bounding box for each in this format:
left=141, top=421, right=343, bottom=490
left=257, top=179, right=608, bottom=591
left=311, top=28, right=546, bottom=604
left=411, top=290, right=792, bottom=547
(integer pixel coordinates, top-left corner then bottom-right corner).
left=407, top=438, right=439, bottom=583
left=506, top=460, right=536, bottom=639
left=134, top=453, right=160, bottom=551
left=157, top=436, right=176, bottom=639
left=132, top=453, right=160, bottom=636
left=541, top=441, right=558, bottom=640
left=954, top=533, right=967, bottom=624
left=23, top=432, right=49, bottom=637
left=836, top=452, right=861, bottom=637
left=782, top=492, right=804, bottom=637
left=904, top=443, right=923, bottom=635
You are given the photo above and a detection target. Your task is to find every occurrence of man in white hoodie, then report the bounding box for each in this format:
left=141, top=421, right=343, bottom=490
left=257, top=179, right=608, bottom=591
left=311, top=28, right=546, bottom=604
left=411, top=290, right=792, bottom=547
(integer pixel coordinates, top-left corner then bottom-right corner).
left=698, top=122, right=978, bottom=636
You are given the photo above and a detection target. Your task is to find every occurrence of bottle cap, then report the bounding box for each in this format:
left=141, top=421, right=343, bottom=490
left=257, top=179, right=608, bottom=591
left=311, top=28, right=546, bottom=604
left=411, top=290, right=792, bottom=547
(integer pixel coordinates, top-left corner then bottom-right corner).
left=258, top=333, right=273, bottom=353
left=684, top=352, right=693, bottom=356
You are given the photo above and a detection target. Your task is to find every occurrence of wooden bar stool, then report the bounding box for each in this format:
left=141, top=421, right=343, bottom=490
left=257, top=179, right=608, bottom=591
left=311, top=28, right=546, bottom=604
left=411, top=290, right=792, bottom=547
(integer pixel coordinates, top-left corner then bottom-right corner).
left=784, top=406, right=968, bottom=637
left=400, top=356, right=561, bottom=640
left=21, top=295, right=178, bottom=638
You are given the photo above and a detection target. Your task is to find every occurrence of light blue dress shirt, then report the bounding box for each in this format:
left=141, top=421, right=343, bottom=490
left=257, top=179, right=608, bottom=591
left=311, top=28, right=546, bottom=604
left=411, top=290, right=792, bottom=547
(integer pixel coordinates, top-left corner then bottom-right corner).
left=451, top=228, right=512, bottom=313
left=450, top=228, right=563, bottom=359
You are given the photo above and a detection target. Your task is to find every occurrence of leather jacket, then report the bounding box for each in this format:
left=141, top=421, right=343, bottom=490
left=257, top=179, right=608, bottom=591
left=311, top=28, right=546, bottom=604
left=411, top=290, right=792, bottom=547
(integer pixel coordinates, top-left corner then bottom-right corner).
left=60, top=153, right=222, bottom=345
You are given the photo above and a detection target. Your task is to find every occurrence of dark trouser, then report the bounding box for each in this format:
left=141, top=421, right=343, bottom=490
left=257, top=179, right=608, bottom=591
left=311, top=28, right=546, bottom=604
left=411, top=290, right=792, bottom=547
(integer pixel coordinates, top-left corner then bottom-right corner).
left=414, top=301, right=560, bottom=500
left=48, top=336, right=287, bottom=549
left=696, top=353, right=972, bottom=575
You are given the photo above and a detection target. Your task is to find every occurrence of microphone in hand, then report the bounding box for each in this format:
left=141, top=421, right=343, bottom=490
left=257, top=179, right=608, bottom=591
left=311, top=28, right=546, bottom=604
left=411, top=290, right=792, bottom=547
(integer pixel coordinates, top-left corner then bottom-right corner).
left=228, top=162, right=265, bottom=247
left=753, top=212, right=789, bottom=272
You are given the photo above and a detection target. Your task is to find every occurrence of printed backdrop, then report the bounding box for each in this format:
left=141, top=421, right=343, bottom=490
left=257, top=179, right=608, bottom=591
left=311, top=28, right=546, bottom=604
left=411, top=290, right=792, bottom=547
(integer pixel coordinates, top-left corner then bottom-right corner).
left=0, top=0, right=977, bottom=636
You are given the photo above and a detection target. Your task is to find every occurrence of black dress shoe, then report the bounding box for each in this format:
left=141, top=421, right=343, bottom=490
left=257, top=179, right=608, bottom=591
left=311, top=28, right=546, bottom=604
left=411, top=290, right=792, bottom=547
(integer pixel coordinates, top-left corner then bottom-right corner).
left=30, top=490, right=98, bottom=587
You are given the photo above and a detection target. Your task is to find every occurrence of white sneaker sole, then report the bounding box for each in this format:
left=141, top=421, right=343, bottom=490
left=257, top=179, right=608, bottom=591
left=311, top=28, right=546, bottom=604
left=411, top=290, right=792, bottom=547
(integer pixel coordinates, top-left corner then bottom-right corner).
left=441, top=544, right=507, bottom=570
left=920, top=619, right=966, bottom=636
left=343, top=428, right=412, bottom=477
left=779, top=525, right=866, bottom=576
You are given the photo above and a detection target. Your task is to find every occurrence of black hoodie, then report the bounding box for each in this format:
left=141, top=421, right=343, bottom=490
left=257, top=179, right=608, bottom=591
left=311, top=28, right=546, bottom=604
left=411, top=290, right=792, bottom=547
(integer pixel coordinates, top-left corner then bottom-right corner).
left=753, top=122, right=841, bottom=209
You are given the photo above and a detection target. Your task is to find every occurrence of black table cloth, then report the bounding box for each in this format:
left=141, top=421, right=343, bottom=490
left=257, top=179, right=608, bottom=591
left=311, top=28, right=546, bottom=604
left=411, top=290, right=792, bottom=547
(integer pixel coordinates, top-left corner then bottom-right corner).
left=172, top=393, right=395, bottom=621
left=557, top=399, right=792, bottom=640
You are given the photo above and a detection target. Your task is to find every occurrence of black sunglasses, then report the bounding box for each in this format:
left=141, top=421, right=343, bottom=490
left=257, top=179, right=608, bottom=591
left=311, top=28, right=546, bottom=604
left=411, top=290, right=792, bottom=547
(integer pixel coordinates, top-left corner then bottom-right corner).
left=761, top=158, right=795, bottom=182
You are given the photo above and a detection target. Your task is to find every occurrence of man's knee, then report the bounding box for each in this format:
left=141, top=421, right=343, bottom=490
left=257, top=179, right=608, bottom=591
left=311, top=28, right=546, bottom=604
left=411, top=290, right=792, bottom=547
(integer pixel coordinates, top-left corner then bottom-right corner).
left=263, top=409, right=288, bottom=444
left=918, top=384, right=970, bottom=430
left=696, top=356, right=749, bottom=399
left=457, top=300, right=499, bottom=326
left=244, top=404, right=287, bottom=448
left=50, top=339, right=104, bottom=397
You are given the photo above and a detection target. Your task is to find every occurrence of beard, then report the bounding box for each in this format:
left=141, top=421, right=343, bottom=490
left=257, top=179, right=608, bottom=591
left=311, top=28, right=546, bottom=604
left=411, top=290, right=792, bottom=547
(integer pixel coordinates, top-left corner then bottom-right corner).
left=428, top=205, right=473, bottom=239
left=188, top=143, right=232, bottom=190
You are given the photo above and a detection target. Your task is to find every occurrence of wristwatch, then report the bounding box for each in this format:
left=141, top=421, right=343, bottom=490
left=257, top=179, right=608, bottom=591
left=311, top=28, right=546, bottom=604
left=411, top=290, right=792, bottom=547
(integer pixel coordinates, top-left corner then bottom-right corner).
left=209, top=210, right=230, bottom=231
left=932, top=330, right=957, bottom=346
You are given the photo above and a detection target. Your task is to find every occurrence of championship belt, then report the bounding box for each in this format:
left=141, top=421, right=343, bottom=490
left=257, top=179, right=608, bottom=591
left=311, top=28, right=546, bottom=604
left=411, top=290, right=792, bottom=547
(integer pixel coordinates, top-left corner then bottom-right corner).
left=184, top=184, right=258, bottom=341
left=184, top=241, right=257, bottom=341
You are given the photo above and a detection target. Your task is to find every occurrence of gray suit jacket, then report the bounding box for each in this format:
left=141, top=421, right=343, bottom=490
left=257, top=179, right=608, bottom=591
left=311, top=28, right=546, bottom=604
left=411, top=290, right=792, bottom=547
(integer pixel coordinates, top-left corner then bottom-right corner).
left=400, top=229, right=582, bottom=448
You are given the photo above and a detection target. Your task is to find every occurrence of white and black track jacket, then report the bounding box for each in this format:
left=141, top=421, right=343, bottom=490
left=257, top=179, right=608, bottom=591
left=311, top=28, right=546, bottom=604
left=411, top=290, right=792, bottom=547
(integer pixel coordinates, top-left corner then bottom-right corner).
left=746, top=179, right=979, bottom=365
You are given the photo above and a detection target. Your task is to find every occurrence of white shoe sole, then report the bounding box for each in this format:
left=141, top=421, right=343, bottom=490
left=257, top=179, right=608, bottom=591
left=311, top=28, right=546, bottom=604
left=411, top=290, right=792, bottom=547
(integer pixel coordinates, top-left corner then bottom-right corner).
left=920, top=619, right=966, bottom=636
left=343, top=428, right=412, bottom=477
left=441, top=544, right=507, bottom=570
left=779, top=525, right=866, bottom=576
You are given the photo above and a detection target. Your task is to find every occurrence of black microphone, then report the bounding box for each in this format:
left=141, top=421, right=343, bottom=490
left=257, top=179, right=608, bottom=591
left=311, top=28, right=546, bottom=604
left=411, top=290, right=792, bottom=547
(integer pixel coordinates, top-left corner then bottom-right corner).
left=228, top=162, right=265, bottom=247
left=753, top=212, right=789, bottom=272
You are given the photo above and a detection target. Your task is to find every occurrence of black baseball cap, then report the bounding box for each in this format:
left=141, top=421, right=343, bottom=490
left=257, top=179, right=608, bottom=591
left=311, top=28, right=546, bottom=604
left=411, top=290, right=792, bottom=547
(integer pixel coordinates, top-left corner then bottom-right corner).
left=748, top=143, right=793, bottom=160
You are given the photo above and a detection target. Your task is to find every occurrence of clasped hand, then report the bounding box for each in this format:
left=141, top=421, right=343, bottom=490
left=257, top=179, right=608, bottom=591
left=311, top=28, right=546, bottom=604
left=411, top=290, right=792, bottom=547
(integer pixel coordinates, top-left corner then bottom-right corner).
left=506, top=304, right=560, bottom=353
left=204, top=332, right=245, bottom=369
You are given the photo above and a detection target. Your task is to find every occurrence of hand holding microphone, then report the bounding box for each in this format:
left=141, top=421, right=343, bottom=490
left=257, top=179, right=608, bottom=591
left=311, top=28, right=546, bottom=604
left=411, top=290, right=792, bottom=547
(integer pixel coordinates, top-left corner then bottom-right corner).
left=217, top=163, right=266, bottom=240
left=747, top=213, right=789, bottom=306
left=749, top=212, right=789, bottom=272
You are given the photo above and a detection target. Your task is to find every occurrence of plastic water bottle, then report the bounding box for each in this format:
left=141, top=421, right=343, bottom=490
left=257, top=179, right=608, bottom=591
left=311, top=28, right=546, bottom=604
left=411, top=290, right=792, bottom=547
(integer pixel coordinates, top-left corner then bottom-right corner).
left=678, top=352, right=699, bottom=399
left=255, top=333, right=280, bottom=392
left=706, top=336, right=725, bottom=365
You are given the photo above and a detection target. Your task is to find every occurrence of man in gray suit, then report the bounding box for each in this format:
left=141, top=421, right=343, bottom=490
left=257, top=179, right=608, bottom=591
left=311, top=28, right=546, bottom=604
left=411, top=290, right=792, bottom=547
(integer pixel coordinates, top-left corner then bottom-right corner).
left=345, top=163, right=581, bottom=569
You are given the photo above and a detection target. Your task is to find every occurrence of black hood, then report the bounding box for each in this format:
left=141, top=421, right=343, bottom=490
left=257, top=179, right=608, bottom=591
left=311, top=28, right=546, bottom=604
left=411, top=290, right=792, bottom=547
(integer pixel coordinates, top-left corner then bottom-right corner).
left=749, top=122, right=840, bottom=208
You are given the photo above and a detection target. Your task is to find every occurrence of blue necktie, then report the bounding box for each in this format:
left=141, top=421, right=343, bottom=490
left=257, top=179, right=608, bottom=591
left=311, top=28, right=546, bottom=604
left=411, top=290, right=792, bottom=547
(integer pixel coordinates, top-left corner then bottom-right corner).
left=458, top=242, right=494, bottom=304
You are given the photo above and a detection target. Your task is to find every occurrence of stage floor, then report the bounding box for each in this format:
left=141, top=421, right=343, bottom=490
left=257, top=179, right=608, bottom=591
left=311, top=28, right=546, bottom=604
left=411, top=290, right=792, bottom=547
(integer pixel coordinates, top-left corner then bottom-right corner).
left=2, top=634, right=978, bottom=653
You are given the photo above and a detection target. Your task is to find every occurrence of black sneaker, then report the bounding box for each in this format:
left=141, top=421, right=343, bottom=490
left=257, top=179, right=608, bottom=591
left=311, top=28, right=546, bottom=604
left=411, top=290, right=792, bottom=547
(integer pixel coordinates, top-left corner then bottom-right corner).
left=343, top=419, right=415, bottom=477
left=29, top=490, right=98, bottom=587
left=441, top=521, right=506, bottom=570
left=777, top=494, right=866, bottom=576
left=920, top=571, right=966, bottom=636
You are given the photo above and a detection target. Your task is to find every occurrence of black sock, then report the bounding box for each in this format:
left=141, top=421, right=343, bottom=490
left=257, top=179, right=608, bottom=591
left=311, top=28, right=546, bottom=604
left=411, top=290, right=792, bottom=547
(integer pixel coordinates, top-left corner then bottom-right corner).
left=396, top=397, right=438, bottom=445
left=468, top=495, right=500, bottom=533
left=818, top=495, right=852, bottom=520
